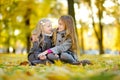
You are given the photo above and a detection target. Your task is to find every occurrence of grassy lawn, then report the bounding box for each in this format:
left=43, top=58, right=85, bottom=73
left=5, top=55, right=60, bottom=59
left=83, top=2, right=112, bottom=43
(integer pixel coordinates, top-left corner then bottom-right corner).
left=0, top=54, right=120, bottom=80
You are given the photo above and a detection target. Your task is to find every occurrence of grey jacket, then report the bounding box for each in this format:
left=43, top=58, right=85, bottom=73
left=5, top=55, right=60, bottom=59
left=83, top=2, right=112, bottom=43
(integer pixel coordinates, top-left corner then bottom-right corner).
left=29, top=34, right=53, bottom=54
left=50, top=30, right=72, bottom=54
left=28, top=34, right=53, bottom=62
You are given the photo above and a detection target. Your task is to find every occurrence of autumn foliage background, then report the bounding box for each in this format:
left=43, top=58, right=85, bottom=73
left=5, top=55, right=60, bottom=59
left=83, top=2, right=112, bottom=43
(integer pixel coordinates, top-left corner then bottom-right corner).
left=0, top=0, right=120, bottom=80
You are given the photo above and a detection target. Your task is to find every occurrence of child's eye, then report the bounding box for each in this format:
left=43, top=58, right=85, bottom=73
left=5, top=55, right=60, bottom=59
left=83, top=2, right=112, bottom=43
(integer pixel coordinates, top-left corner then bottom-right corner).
left=48, top=25, right=51, bottom=27
left=59, top=23, right=62, bottom=25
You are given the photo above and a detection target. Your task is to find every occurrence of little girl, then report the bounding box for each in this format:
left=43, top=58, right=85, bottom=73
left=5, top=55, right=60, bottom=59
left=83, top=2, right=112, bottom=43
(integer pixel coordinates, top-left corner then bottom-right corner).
left=28, top=18, right=56, bottom=65
left=38, top=15, right=91, bottom=65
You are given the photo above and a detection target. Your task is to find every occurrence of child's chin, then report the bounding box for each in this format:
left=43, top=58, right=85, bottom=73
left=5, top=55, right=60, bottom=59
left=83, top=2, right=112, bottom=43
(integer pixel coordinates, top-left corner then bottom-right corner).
left=57, top=29, right=62, bottom=32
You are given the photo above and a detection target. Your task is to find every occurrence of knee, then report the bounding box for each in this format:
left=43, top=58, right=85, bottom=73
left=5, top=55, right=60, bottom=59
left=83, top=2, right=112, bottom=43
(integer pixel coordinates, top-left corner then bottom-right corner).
left=47, top=54, right=59, bottom=60
left=60, top=52, right=76, bottom=63
left=60, top=53, right=68, bottom=61
left=28, top=53, right=35, bottom=62
left=47, top=54, right=53, bottom=59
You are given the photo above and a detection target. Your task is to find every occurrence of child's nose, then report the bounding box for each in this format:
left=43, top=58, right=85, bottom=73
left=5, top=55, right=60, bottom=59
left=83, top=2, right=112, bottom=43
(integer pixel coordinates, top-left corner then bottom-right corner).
left=51, top=29, right=54, bottom=32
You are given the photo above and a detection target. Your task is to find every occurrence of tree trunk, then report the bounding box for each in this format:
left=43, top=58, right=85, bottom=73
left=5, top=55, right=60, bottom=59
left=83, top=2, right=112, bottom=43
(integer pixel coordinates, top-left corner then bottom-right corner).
left=24, top=8, right=31, bottom=53
left=67, top=0, right=75, bottom=20
left=4, top=19, right=10, bottom=53
left=26, top=34, right=30, bottom=53
left=25, top=19, right=31, bottom=53
left=67, top=0, right=77, bottom=30
left=89, top=0, right=104, bottom=54
left=98, top=1, right=104, bottom=54
left=81, top=23, right=84, bottom=54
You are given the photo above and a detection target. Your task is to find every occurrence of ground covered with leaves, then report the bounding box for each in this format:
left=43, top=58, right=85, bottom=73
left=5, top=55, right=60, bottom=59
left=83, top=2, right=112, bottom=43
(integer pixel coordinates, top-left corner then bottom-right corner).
left=0, top=54, right=120, bottom=80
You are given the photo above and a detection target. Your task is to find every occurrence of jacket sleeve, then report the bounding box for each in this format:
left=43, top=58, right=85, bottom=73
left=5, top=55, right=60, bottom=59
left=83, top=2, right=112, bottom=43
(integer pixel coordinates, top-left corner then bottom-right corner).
left=50, top=38, right=72, bottom=54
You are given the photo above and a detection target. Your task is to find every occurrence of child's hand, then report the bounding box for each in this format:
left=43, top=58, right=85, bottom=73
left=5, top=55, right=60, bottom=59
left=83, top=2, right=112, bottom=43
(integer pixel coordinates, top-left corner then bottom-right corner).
left=39, top=55, right=46, bottom=60
left=38, top=51, right=47, bottom=60
left=54, top=54, right=59, bottom=58
left=39, top=51, right=47, bottom=56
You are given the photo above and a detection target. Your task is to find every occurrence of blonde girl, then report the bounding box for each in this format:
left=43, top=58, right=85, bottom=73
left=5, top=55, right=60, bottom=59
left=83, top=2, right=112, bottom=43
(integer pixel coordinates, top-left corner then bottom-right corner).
left=28, top=18, right=55, bottom=65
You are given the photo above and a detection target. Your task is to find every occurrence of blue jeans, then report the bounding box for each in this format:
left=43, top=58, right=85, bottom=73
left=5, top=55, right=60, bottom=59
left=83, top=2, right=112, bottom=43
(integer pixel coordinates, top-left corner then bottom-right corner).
left=47, top=52, right=77, bottom=63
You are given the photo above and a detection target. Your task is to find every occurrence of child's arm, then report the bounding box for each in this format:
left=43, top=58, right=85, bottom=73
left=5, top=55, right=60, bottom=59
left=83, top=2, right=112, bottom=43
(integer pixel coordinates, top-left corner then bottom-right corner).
left=40, top=38, right=71, bottom=55
left=37, top=38, right=71, bottom=58
left=29, top=34, right=39, bottom=54
left=49, top=38, right=72, bottom=54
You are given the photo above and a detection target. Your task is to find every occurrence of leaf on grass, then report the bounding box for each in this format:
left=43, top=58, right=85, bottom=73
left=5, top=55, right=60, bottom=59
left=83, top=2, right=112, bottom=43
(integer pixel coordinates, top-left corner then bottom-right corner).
left=20, top=61, right=29, bottom=66
left=112, top=65, right=119, bottom=71
left=25, top=71, right=33, bottom=76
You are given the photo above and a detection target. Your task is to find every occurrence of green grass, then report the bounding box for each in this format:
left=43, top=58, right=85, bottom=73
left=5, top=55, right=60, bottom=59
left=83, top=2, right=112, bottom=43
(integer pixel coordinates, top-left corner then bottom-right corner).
left=0, top=54, right=120, bottom=80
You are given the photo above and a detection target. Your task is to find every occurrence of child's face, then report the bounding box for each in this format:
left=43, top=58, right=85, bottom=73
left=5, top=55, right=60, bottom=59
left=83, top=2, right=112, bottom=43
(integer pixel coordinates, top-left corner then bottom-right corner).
left=58, top=20, right=65, bottom=32
left=43, top=21, right=52, bottom=34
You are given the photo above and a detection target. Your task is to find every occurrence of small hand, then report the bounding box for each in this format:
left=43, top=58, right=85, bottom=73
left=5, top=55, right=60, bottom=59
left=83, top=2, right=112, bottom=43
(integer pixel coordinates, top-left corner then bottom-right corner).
left=39, top=51, right=47, bottom=56
left=54, top=54, right=59, bottom=58
left=39, top=55, right=46, bottom=60
left=38, top=51, right=47, bottom=60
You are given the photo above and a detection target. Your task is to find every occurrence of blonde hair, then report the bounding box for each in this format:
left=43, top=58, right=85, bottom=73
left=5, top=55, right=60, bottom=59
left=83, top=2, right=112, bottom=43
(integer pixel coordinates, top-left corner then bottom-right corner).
left=53, top=15, right=78, bottom=54
left=31, top=18, right=51, bottom=45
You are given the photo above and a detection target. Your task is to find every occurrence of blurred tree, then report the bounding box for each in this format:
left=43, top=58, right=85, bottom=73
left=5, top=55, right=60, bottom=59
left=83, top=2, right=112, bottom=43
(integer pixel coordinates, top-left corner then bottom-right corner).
left=50, top=0, right=63, bottom=18
left=113, top=0, right=120, bottom=51
left=67, top=0, right=77, bottom=31
left=75, top=0, right=120, bottom=54
left=95, top=0, right=104, bottom=54
left=0, top=0, right=18, bottom=52
left=0, top=0, right=54, bottom=53
left=67, top=0, right=76, bottom=22
left=79, top=21, right=85, bottom=54
left=67, top=0, right=81, bottom=54
left=24, top=8, right=31, bottom=53
left=84, top=0, right=104, bottom=54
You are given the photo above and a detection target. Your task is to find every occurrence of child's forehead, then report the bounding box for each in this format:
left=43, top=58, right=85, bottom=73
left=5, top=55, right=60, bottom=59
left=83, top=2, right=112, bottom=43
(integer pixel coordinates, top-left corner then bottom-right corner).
left=58, top=19, right=64, bottom=23
left=44, top=21, right=52, bottom=26
left=45, top=21, right=51, bottom=24
left=39, top=20, right=51, bottom=26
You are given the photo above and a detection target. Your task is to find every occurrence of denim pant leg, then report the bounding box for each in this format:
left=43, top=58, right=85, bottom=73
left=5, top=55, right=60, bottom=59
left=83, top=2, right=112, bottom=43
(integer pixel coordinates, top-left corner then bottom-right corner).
left=28, top=53, right=36, bottom=62
left=47, top=53, right=59, bottom=63
left=60, top=52, right=77, bottom=63
left=30, top=59, right=53, bottom=65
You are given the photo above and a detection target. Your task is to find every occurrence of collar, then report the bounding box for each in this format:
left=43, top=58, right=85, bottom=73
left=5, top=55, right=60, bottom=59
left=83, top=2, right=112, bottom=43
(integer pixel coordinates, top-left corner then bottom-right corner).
left=57, top=30, right=66, bottom=38
left=43, top=33, right=53, bottom=37
left=57, top=30, right=66, bottom=34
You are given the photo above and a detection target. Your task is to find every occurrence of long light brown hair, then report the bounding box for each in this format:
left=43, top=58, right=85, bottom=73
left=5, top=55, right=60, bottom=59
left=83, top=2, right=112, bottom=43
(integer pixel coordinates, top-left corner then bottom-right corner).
left=53, top=15, right=78, bottom=54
